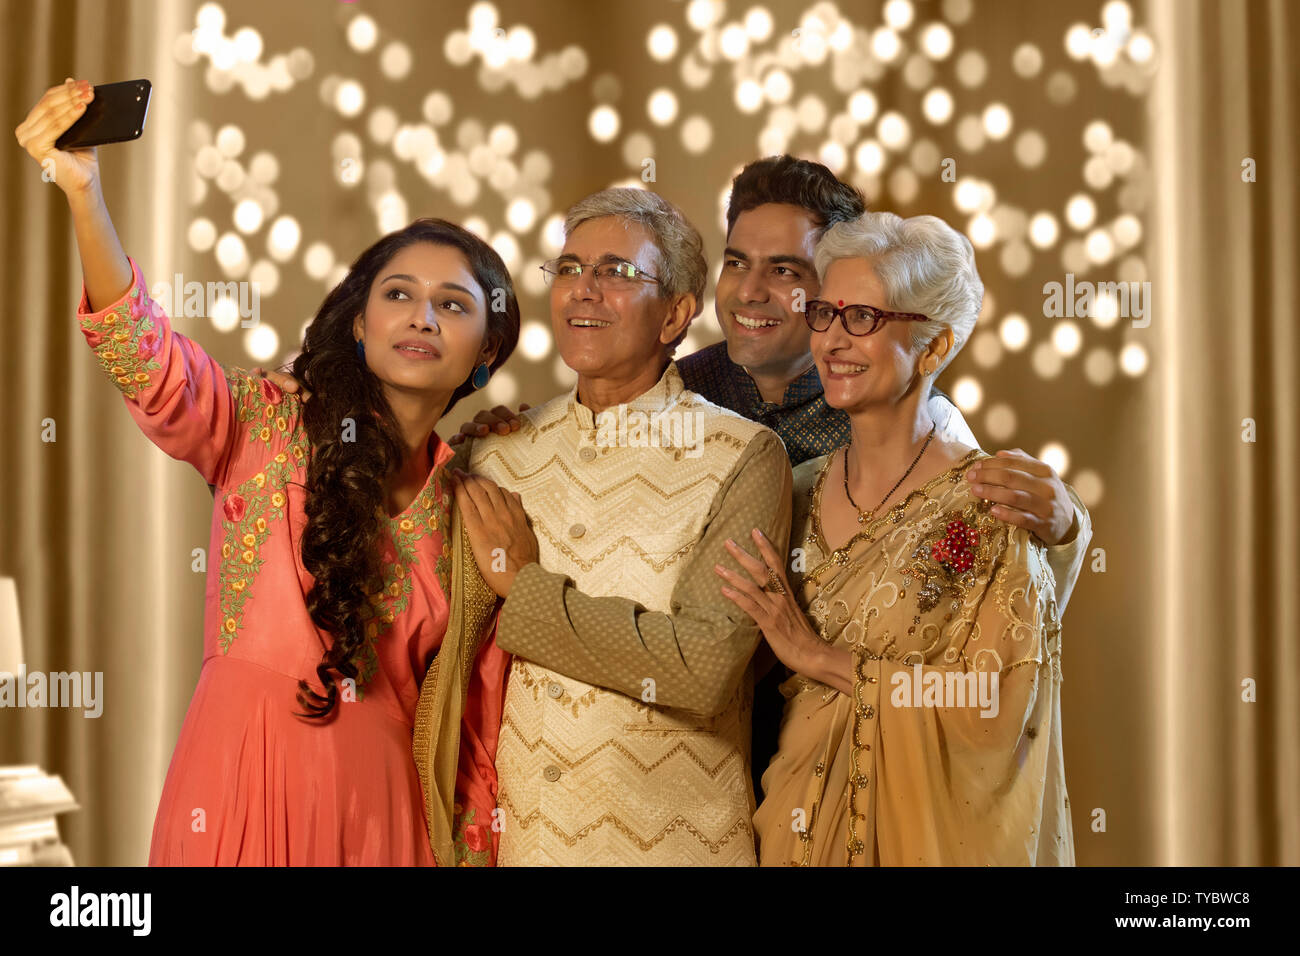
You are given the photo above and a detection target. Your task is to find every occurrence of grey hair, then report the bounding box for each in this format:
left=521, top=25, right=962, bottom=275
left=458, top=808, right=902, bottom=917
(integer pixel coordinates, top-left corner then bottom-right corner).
left=563, top=188, right=707, bottom=337
left=813, top=211, right=983, bottom=376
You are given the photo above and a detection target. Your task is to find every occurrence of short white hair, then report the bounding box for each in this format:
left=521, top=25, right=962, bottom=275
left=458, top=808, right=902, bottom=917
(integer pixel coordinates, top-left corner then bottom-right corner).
left=563, top=187, right=706, bottom=318
left=814, top=211, right=983, bottom=376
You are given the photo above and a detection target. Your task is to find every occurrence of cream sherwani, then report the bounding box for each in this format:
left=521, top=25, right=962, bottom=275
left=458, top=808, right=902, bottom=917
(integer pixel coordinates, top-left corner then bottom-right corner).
left=470, top=362, right=792, bottom=865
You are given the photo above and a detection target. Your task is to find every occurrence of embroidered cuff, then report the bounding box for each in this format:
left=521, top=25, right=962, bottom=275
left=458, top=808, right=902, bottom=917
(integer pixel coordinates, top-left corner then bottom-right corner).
left=76, top=257, right=164, bottom=401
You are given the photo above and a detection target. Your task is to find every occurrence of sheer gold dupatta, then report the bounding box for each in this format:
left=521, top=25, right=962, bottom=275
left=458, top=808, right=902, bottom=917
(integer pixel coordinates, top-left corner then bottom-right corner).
left=412, top=440, right=501, bottom=866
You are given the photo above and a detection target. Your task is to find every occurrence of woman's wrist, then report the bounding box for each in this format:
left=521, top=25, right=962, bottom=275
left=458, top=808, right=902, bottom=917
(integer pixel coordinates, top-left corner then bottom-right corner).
left=65, top=181, right=132, bottom=311
left=64, top=181, right=105, bottom=217
left=799, top=639, right=855, bottom=696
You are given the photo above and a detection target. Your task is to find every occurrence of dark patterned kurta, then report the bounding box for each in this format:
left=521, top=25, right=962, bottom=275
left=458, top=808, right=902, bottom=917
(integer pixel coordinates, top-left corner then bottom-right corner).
left=677, top=342, right=850, bottom=466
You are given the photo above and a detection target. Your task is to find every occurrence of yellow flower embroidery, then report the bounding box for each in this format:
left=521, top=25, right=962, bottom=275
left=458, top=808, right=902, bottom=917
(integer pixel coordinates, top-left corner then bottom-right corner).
left=216, top=445, right=303, bottom=652
left=352, top=474, right=453, bottom=692
left=215, top=369, right=309, bottom=651
left=78, top=276, right=165, bottom=401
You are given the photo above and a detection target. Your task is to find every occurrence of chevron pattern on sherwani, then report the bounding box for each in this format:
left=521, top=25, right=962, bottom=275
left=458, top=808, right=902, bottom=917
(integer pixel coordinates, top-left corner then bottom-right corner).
left=471, top=363, right=773, bottom=865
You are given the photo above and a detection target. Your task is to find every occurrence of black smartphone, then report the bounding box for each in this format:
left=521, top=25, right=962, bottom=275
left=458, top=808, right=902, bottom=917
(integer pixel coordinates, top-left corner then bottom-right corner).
left=54, top=78, right=151, bottom=150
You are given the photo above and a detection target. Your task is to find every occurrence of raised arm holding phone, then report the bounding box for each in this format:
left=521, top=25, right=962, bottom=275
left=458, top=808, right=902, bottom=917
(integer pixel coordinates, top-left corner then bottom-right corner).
left=15, top=78, right=527, bottom=866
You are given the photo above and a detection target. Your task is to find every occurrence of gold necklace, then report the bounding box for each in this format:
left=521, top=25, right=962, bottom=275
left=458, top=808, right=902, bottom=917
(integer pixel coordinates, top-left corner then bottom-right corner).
left=842, top=423, right=936, bottom=526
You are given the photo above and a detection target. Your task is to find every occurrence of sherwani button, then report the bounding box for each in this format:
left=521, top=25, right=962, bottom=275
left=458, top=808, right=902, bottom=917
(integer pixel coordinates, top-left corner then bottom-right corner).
left=543, top=765, right=562, bottom=782
left=547, top=681, right=564, bottom=699
left=569, top=523, right=586, bottom=538
left=578, top=446, right=596, bottom=462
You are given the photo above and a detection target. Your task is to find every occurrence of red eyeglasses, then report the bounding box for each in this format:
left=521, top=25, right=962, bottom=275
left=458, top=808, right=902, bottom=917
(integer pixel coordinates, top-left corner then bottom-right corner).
left=804, top=299, right=930, bottom=336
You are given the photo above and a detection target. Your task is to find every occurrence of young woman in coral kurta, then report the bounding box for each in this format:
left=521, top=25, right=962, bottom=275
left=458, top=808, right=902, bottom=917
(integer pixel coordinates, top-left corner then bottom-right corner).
left=19, top=77, right=514, bottom=866
left=76, top=259, right=509, bottom=865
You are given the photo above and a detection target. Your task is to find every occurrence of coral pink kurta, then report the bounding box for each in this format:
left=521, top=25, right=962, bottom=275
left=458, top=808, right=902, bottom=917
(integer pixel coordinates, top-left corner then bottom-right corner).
left=77, top=258, right=508, bottom=865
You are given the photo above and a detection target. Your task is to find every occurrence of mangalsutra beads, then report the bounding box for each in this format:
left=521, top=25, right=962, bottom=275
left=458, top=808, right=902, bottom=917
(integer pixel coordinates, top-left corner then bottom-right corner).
left=843, top=423, right=937, bottom=526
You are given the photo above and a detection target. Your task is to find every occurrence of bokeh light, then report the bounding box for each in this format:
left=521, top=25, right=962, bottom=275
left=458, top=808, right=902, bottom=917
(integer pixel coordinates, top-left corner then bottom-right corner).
left=952, top=376, right=984, bottom=412
left=589, top=105, right=620, bottom=142
left=1038, top=442, right=1070, bottom=476
left=1120, top=342, right=1149, bottom=376
left=1000, top=314, right=1030, bottom=351
left=169, top=0, right=1157, bottom=448
left=1052, top=321, right=1083, bottom=357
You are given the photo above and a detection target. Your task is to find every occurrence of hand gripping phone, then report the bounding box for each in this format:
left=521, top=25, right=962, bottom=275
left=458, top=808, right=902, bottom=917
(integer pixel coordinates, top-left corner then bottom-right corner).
left=55, top=78, right=151, bottom=150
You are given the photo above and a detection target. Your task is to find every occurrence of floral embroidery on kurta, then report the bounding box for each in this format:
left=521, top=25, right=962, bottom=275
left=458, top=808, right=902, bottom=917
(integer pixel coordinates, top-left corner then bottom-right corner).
left=216, top=372, right=307, bottom=652
left=353, top=479, right=453, bottom=689
left=78, top=283, right=163, bottom=399
left=218, top=456, right=299, bottom=652
left=451, top=800, right=492, bottom=866
left=227, top=368, right=300, bottom=449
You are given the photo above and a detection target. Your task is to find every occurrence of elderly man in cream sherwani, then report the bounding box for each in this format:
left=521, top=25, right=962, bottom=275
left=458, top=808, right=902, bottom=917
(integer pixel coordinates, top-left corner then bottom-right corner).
left=449, top=188, right=792, bottom=865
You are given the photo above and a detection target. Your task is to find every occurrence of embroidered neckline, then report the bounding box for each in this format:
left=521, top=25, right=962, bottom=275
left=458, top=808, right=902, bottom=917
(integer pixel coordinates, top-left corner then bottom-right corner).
left=808, top=447, right=987, bottom=576
left=385, top=432, right=451, bottom=523
left=354, top=456, right=453, bottom=689
left=386, top=463, right=444, bottom=524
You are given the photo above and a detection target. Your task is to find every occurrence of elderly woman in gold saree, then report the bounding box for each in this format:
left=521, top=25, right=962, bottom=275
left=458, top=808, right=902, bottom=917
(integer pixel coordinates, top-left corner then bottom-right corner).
left=716, top=211, right=1074, bottom=866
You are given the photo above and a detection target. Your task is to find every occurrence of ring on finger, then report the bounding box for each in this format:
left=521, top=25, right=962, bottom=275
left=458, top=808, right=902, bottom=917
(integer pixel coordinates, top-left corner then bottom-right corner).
left=763, top=567, right=786, bottom=594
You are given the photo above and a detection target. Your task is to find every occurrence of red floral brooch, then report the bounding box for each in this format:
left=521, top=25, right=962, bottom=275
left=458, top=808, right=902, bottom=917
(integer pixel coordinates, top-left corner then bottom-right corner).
left=929, top=519, right=979, bottom=574
left=901, top=509, right=993, bottom=627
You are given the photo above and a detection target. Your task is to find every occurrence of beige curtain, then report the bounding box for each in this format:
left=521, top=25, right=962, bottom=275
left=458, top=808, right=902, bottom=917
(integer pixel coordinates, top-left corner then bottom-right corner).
left=0, top=0, right=197, bottom=865
left=1148, top=0, right=1299, bottom=864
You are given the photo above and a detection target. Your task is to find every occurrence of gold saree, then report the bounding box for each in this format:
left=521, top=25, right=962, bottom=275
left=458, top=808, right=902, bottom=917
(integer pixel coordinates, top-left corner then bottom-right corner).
left=754, top=450, right=1074, bottom=866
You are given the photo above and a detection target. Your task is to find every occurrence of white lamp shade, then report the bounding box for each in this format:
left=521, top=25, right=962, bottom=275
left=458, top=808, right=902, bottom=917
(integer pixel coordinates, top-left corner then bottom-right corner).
left=0, top=577, right=23, bottom=676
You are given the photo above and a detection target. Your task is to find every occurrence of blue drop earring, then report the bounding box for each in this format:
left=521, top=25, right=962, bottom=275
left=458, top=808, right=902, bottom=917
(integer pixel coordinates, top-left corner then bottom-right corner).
left=355, top=339, right=366, bottom=363
left=471, top=362, right=490, bottom=389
